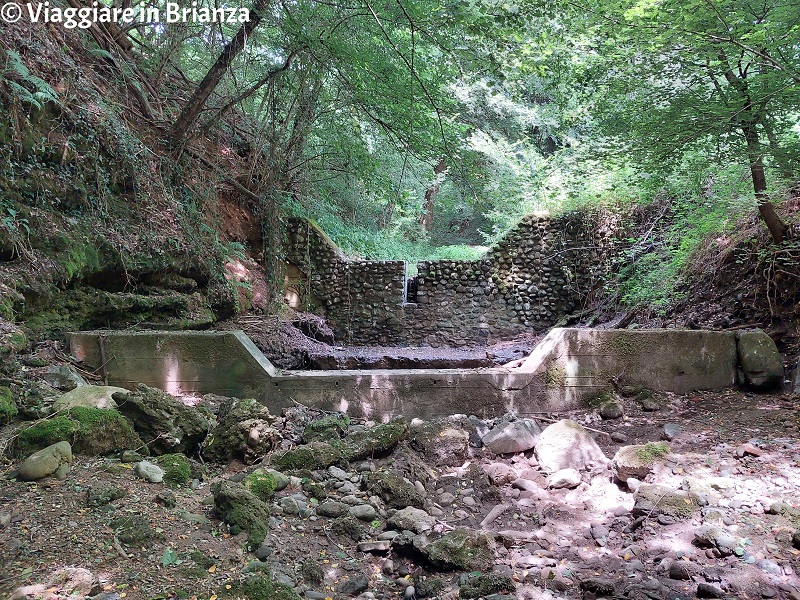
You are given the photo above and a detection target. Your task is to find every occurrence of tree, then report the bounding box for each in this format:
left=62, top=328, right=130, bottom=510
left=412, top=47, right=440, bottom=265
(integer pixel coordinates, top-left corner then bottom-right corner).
left=562, top=0, right=800, bottom=242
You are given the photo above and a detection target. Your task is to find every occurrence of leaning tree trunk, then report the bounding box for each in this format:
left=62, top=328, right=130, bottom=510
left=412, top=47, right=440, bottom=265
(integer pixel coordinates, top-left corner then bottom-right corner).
left=170, top=0, right=270, bottom=144
left=743, top=122, right=786, bottom=244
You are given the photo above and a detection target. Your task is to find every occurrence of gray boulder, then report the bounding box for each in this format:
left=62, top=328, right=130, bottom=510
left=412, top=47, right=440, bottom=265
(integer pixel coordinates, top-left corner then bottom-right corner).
left=53, top=385, right=126, bottom=411
left=387, top=507, right=436, bottom=533
left=135, top=461, right=165, bottom=483
left=481, top=418, right=542, bottom=455
left=18, top=441, right=72, bottom=481
left=38, top=365, right=87, bottom=392
left=548, top=468, right=581, bottom=489
left=113, top=384, right=208, bottom=455
left=534, top=419, right=608, bottom=473
left=737, top=330, right=783, bottom=391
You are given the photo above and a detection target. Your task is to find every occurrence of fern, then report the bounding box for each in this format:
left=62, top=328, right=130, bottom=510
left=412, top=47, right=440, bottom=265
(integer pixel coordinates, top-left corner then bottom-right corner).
left=2, top=50, right=60, bottom=109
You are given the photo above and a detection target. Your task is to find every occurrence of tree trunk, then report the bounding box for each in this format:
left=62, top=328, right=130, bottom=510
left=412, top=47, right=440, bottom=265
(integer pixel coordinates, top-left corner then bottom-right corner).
left=742, top=122, right=786, bottom=244
left=419, top=158, right=447, bottom=232
left=170, top=0, right=269, bottom=144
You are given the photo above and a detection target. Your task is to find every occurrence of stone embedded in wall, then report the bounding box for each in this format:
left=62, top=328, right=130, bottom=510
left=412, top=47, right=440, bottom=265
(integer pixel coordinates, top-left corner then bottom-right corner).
left=284, top=212, right=618, bottom=346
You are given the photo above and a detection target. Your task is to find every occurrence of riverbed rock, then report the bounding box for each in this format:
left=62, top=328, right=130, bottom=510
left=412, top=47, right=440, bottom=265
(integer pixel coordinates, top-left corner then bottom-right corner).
left=387, top=507, right=436, bottom=533
left=18, top=441, right=73, bottom=481
left=270, top=417, right=408, bottom=471
left=737, top=330, right=783, bottom=391
left=211, top=480, right=271, bottom=548
left=612, top=443, right=670, bottom=481
left=409, top=419, right=471, bottom=466
left=203, top=397, right=279, bottom=464
left=424, top=528, right=496, bottom=571
left=633, top=483, right=699, bottom=521
left=53, top=385, right=126, bottom=410
left=366, top=471, right=425, bottom=509
left=548, top=468, right=581, bottom=489
left=481, top=418, right=542, bottom=455
left=534, top=419, right=608, bottom=473
left=38, top=365, right=87, bottom=392
left=113, top=384, right=208, bottom=455
left=135, top=461, right=165, bottom=483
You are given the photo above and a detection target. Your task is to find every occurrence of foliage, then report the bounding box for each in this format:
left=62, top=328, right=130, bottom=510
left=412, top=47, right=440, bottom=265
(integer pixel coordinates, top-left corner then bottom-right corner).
left=1, top=50, right=59, bottom=110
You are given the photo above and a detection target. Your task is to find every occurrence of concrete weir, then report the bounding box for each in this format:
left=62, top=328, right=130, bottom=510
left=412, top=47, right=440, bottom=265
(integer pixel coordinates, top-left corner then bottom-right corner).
left=66, top=328, right=748, bottom=419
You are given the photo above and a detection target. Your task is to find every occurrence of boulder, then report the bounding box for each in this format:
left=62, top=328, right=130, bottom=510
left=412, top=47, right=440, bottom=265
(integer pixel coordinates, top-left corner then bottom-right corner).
left=211, top=480, right=271, bottom=547
left=53, top=385, right=125, bottom=410
left=424, top=529, right=496, bottom=571
left=113, top=384, right=208, bottom=455
left=534, top=419, right=608, bottom=473
left=611, top=443, right=670, bottom=481
left=38, top=365, right=87, bottom=392
left=599, top=400, right=624, bottom=419
left=387, top=507, right=436, bottom=533
left=135, top=461, right=165, bottom=483
left=737, top=330, right=783, bottom=391
left=481, top=418, right=542, bottom=455
left=632, top=483, right=698, bottom=521
left=270, top=417, right=408, bottom=471
left=18, top=441, right=73, bottom=481
left=365, top=471, right=425, bottom=509
left=203, top=397, right=279, bottom=463
left=409, top=418, right=471, bottom=466
left=548, top=468, right=581, bottom=489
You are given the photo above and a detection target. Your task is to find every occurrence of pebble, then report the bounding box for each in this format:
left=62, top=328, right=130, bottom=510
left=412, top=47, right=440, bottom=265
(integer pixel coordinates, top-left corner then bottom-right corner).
left=663, top=423, right=683, bottom=440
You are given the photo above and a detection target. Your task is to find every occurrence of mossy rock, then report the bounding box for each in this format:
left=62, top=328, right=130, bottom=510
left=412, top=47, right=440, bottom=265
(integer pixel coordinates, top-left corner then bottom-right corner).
left=612, top=442, right=670, bottom=481
left=425, top=529, right=496, bottom=571
left=270, top=417, right=408, bottom=472
left=633, top=483, right=698, bottom=520
left=202, top=397, right=278, bottom=464
left=459, top=573, right=516, bottom=599
left=211, top=480, right=271, bottom=548
left=243, top=469, right=278, bottom=501
left=15, top=407, right=143, bottom=457
left=159, top=453, right=192, bottom=487
left=110, top=515, right=164, bottom=545
left=0, top=386, right=17, bottom=425
left=302, top=414, right=350, bottom=443
left=365, top=472, right=424, bottom=509
left=222, top=575, right=301, bottom=600
left=0, top=325, right=27, bottom=357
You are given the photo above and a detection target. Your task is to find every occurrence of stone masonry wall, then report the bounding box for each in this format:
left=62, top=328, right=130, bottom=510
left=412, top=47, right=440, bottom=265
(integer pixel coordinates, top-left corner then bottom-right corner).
left=284, top=212, right=615, bottom=346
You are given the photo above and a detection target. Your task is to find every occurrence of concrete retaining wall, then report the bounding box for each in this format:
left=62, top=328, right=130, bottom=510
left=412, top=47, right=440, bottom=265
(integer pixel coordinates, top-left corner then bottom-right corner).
left=67, top=328, right=750, bottom=419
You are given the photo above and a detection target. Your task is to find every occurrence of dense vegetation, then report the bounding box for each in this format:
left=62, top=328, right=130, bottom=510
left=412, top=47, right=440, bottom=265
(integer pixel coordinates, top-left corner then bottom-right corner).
left=1, top=0, right=798, bottom=312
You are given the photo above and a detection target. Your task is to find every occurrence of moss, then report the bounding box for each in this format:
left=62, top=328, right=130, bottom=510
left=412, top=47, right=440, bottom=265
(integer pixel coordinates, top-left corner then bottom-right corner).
left=585, top=389, right=616, bottom=408
left=635, top=442, right=670, bottom=462
left=0, top=386, right=17, bottom=425
left=68, top=406, right=142, bottom=455
left=302, top=414, right=350, bottom=442
left=223, top=575, right=302, bottom=600
left=15, top=407, right=141, bottom=456
left=188, top=550, right=216, bottom=570
left=211, top=480, right=271, bottom=548
left=601, top=334, right=642, bottom=357
left=110, top=515, right=164, bottom=545
left=460, top=573, right=515, bottom=599
left=160, top=453, right=192, bottom=487
left=270, top=418, right=408, bottom=472
left=243, top=469, right=278, bottom=501
left=542, top=366, right=566, bottom=388
left=17, top=415, right=78, bottom=455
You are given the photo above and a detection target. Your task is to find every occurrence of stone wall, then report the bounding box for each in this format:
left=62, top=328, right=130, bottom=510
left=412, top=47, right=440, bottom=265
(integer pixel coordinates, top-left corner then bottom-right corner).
left=284, top=211, right=615, bottom=346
